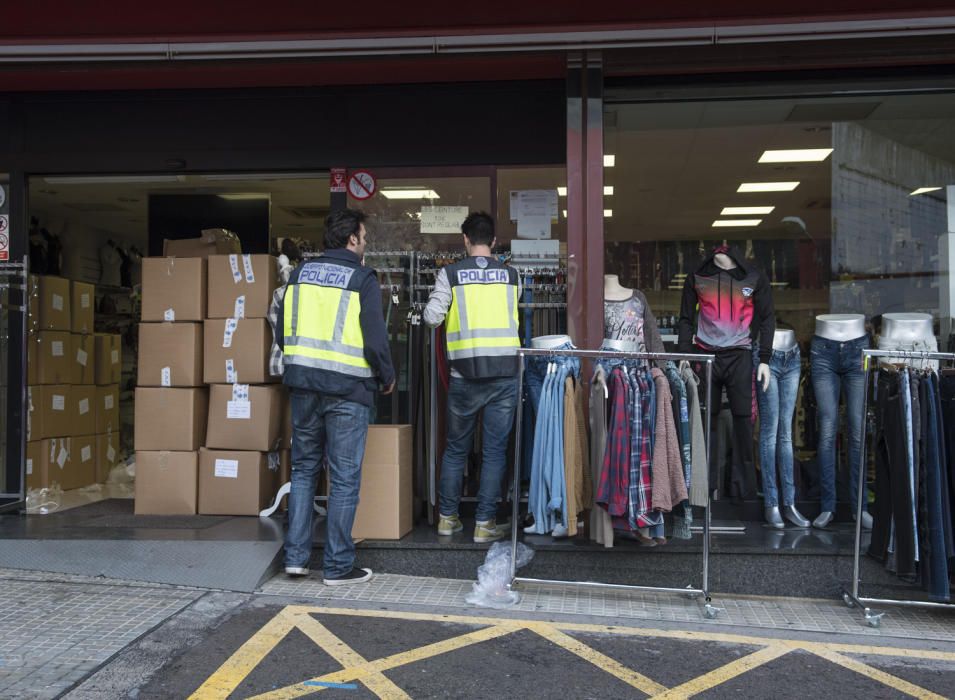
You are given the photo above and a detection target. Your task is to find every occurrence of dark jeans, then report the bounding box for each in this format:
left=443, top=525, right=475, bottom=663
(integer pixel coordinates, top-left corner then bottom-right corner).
left=285, top=389, right=371, bottom=578
left=925, top=373, right=952, bottom=601
left=709, top=348, right=756, bottom=501
left=941, top=375, right=955, bottom=554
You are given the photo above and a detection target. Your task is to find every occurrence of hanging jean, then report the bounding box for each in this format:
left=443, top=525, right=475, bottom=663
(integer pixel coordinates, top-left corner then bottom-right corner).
left=522, top=342, right=574, bottom=479
left=754, top=346, right=801, bottom=508
left=900, top=370, right=918, bottom=562
left=924, top=373, right=951, bottom=602
left=810, top=334, right=869, bottom=513
left=666, top=363, right=693, bottom=539
left=933, top=373, right=955, bottom=565
left=634, top=368, right=663, bottom=530
left=939, top=374, right=955, bottom=552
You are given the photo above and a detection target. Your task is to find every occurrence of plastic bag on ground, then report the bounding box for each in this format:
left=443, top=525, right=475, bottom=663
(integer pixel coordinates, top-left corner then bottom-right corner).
left=466, top=541, right=535, bottom=609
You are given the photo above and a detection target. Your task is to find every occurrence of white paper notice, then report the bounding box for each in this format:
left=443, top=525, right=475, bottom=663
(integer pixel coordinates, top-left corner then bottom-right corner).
left=510, top=189, right=559, bottom=221
left=79, top=398, right=90, bottom=415
left=51, top=341, right=64, bottom=357
left=26, top=458, right=33, bottom=475
left=215, top=459, right=240, bottom=478
left=104, top=394, right=114, bottom=410
left=81, top=445, right=92, bottom=463
left=164, top=308, right=176, bottom=321
left=225, top=359, right=236, bottom=384
left=227, top=400, right=251, bottom=420
left=107, top=444, right=116, bottom=462
left=233, top=297, right=246, bottom=320
left=517, top=215, right=552, bottom=240
left=56, top=448, right=68, bottom=468
left=52, top=294, right=64, bottom=311
left=242, top=254, right=255, bottom=283
left=52, top=395, right=65, bottom=411
left=81, top=293, right=90, bottom=309
left=161, top=367, right=172, bottom=387
left=111, top=349, right=119, bottom=365
left=420, top=206, right=469, bottom=234
left=76, top=349, right=88, bottom=367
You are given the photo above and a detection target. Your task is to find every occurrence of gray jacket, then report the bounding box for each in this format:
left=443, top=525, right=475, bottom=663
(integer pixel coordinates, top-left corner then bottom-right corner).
left=681, top=364, right=709, bottom=507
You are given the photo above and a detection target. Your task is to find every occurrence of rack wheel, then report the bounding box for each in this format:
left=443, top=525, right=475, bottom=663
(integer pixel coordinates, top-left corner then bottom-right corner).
left=864, top=609, right=884, bottom=628
left=703, top=604, right=720, bottom=620
left=843, top=593, right=856, bottom=609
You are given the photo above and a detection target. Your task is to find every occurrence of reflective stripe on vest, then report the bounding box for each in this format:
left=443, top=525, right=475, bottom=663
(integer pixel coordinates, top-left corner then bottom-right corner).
left=446, top=280, right=519, bottom=363
left=283, top=282, right=373, bottom=378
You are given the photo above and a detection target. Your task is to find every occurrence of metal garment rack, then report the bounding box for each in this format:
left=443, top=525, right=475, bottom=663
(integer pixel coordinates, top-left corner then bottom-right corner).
left=507, top=347, right=719, bottom=619
left=842, top=347, right=955, bottom=627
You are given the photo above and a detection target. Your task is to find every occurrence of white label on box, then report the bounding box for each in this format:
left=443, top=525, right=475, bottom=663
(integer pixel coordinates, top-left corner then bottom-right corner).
left=233, top=296, right=245, bottom=319
left=111, top=349, right=119, bottom=364
left=56, top=448, right=68, bottom=468
left=243, top=254, right=255, bottom=283
left=51, top=341, right=64, bottom=357
left=230, top=254, right=243, bottom=283
left=76, top=348, right=88, bottom=367
left=81, top=293, right=90, bottom=309
left=81, top=445, right=92, bottom=463
left=52, top=294, right=64, bottom=311
left=107, top=445, right=116, bottom=462
left=227, top=400, right=251, bottom=419
left=52, top=395, right=65, bottom=411
left=164, top=308, right=175, bottom=321
left=215, top=459, right=240, bottom=478
left=223, top=318, right=238, bottom=347
left=104, top=394, right=114, bottom=410
left=161, top=367, right=171, bottom=387
left=26, top=458, right=33, bottom=475
left=79, top=398, right=90, bottom=415
left=225, top=359, right=236, bottom=384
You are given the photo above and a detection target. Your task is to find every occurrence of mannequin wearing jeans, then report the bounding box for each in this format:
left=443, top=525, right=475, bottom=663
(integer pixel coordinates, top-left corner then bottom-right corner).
left=810, top=314, right=869, bottom=529
left=755, top=329, right=810, bottom=529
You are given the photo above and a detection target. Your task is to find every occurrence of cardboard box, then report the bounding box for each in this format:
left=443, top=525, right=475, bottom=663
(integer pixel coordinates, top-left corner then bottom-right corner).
left=162, top=228, right=242, bottom=260
left=349, top=425, right=413, bottom=540
left=203, top=318, right=273, bottom=385
left=29, top=275, right=71, bottom=331
left=27, top=333, right=38, bottom=385
left=71, top=385, right=97, bottom=437
left=205, top=384, right=283, bottom=452
left=198, top=449, right=279, bottom=516
left=142, top=257, right=206, bottom=322
left=26, top=441, right=47, bottom=490
left=207, top=254, right=277, bottom=319
left=27, top=385, right=72, bottom=441
left=138, top=323, right=203, bottom=387
left=71, top=281, right=95, bottom=334
left=135, top=451, right=198, bottom=515
left=29, top=437, right=94, bottom=491
left=70, top=434, right=97, bottom=490
left=134, top=387, right=207, bottom=451
left=71, top=333, right=96, bottom=385
left=96, top=432, right=121, bottom=483
left=94, top=334, right=122, bottom=385
left=32, top=331, right=72, bottom=384
left=95, top=384, right=121, bottom=434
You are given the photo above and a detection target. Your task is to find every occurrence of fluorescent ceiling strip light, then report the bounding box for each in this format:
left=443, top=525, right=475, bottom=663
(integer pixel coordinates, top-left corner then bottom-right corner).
left=720, top=206, right=775, bottom=215
left=217, top=193, right=270, bottom=200
left=712, top=219, right=762, bottom=227
left=737, top=182, right=799, bottom=193
left=43, top=175, right=185, bottom=185
left=758, top=148, right=833, bottom=163
left=380, top=189, right=440, bottom=199
left=562, top=209, right=568, bottom=218
left=604, top=155, right=616, bottom=167
left=557, top=186, right=567, bottom=196
left=604, top=209, right=613, bottom=217
left=910, top=187, right=942, bottom=196
left=604, top=186, right=614, bottom=196
left=199, top=172, right=326, bottom=180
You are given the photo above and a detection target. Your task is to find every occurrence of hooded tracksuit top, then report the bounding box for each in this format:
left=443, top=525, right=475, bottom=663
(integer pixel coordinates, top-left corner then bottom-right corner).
left=677, top=246, right=775, bottom=364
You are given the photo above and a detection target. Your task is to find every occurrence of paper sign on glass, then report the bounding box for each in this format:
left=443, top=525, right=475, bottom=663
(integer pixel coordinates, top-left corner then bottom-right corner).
left=420, top=206, right=469, bottom=234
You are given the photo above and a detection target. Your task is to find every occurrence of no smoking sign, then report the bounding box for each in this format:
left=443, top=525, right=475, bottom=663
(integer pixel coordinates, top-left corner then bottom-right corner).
left=348, top=171, right=376, bottom=200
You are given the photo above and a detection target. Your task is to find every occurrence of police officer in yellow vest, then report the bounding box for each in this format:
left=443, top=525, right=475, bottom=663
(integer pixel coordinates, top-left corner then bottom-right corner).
left=424, top=212, right=520, bottom=543
left=277, top=209, right=395, bottom=585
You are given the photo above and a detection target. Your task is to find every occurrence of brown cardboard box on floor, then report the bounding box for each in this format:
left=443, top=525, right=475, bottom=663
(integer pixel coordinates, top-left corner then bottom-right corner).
left=95, top=384, right=121, bottom=434
left=96, top=432, right=121, bottom=483
left=29, top=438, right=69, bottom=490
left=142, top=257, right=206, bottom=322
left=198, top=449, right=279, bottom=516
left=71, top=385, right=97, bottom=437
left=135, top=451, right=198, bottom=515
left=134, top=387, right=208, bottom=452
left=29, top=275, right=71, bottom=331
left=27, top=333, right=39, bottom=385
left=138, top=322, right=203, bottom=387
left=71, top=281, right=95, bottom=334
left=27, top=385, right=72, bottom=441
left=94, top=334, right=122, bottom=385
left=162, top=228, right=242, bottom=260
left=325, top=425, right=413, bottom=540
left=207, top=254, right=277, bottom=319
left=203, top=318, right=273, bottom=385
left=35, top=436, right=92, bottom=491
left=26, top=441, right=46, bottom=490
left=33, top=331, right=72, bottom=384
left=205, top=384, right=283, bottom=452
left=71, top=333, right=95, bottom=385
left=70, top=435, right=97, bottom=489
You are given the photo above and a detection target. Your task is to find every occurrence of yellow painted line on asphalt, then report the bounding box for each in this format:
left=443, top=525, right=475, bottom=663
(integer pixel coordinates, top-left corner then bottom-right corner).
left=808, top=648, right=949, bottom=700
left=648, top=644, right=792, bottom=700
left=527, top=622, right=667, bottom=696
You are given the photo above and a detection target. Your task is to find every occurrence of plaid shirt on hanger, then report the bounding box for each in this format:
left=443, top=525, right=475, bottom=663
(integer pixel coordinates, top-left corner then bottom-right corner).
left=596, top=367, right=631, bottom=520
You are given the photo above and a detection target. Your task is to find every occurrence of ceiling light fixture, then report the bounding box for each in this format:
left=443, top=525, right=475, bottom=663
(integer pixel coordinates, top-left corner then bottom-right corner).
left=199, top=172, right=326, bottom=181
left=380, top=189, right=440, bottom=200
left=43, top=175, right=186, bottom=185
left=712, top=219, right=762, bottom=228
left=758, top=149, right=833, bottom=163
left=604, top=209, right=613, bottom=218
left=737, top=182, right=799, bottom=193
left=604, top=186, right=614, bottom=196
left=217, top=193, right=270, bottom=201
left=910, top=187, right=942, bottom=196
left=720, top=206, right=775, bottom=216
left=604, top=155, right=616, bottom=167
left=562, top=209, right=568, bottom=218
left=557, top=186, right=567, bottom=197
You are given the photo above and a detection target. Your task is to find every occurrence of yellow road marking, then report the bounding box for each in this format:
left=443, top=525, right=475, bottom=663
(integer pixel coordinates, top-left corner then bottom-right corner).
left=648, top=645, right=792, bottom=700
left=809, top=648, right=949, bottom=700
left=527, top=622, right=667, bottom=696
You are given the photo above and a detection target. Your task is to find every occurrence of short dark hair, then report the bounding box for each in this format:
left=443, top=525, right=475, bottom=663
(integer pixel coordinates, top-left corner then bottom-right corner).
left=461, top=212, right=495, bottom=247
left=324, top=209, right=366, bottom=250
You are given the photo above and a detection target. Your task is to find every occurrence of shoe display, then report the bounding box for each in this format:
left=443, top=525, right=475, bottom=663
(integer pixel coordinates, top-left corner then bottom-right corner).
left=764, top=506, right=785, bottom=529
left=285, top=566, right=309, bottom=577
left=813, top=511, right=834, bottom=529
left=782, top=504, right=810, bottom=528
left=437, top=514, right=464, bottom=536
left=323, top=567, right=373, bottom=586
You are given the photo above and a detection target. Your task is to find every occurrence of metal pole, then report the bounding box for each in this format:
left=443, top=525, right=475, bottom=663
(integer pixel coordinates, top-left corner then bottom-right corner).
left=851, top=351, right=872, bottom=600
left=703, top=358, right=713, bottom=598
left=509, top=352, right=525, bottom=583
left=428, top=326, right=437, bottom=522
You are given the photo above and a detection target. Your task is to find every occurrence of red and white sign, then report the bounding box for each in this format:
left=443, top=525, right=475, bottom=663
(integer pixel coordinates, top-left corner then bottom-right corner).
left=330, top=168, right=347, bottom=194
left=0, top=217, right=8, bottom=261
left=348, top=170, right=376, bottom=200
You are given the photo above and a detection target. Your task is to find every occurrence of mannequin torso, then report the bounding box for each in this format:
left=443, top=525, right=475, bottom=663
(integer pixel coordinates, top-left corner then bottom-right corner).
left=815, top=314, right=866, bottom=342
left=531, top=334, right=573, bottom=350
left=880, top=313, right=934, bottom=345
left=603, top=274, right=631, bottom=301
left=772, top=329, right=797, bottom=352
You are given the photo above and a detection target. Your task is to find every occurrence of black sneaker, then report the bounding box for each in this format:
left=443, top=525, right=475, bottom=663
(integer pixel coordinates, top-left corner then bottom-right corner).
left=323, top=567, right=373, bottom=586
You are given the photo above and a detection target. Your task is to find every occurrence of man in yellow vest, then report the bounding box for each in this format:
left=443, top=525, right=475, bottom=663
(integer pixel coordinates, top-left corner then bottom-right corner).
left=277, top=209, right=395, bottom=584
left=424, top=212, right=520, bottom=543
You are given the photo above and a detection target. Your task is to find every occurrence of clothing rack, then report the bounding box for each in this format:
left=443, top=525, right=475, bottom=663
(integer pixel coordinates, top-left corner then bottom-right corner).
left=842, top=347, right=955, bottom=628
left=508, top=347, right=719, bottom=619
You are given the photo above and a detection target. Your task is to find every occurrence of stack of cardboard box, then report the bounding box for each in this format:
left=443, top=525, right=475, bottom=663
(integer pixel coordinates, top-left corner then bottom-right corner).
left=26, top=274, right=122, bottom=492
